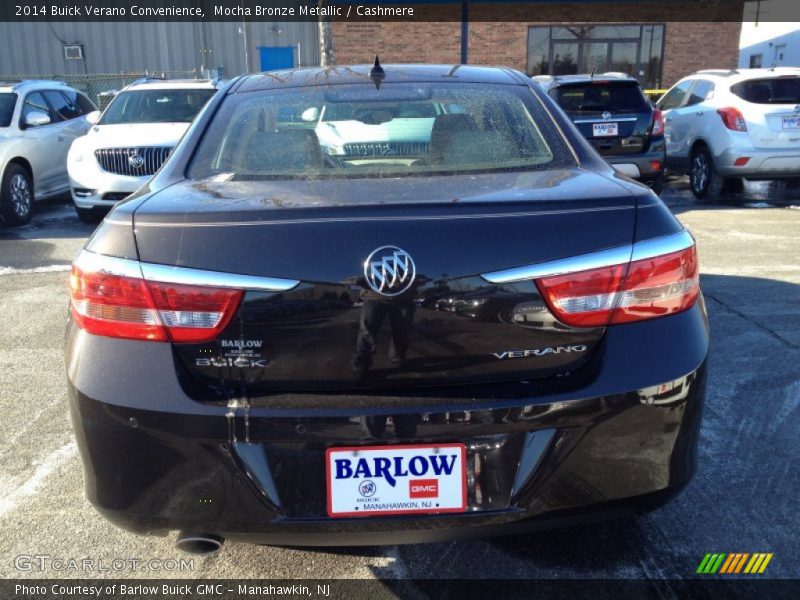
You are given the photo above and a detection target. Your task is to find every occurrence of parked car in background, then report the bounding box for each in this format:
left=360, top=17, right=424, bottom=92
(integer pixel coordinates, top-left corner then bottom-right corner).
left=0, top=80, right=96, bottom=226
left=534, top=73, right=665, bottom=194
left=66, top=64, right=707, bottom=551
left=657, top=68, right=800, bottom=200
left=67, top=78, right=221, bottom=223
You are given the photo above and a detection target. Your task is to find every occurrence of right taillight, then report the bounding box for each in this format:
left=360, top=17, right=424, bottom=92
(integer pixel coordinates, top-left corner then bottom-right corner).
left=70, top=266, right=243, bottom=343
left=536, top=245, right=699, bottom=328
left=717, top=107, right=748, bottom=132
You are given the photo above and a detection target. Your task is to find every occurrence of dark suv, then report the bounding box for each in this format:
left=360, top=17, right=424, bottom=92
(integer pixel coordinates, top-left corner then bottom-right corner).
left=534, top=73, right=666, bottom=194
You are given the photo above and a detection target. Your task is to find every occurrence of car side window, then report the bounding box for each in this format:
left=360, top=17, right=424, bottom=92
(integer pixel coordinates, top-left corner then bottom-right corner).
left=44, top=91, right=76, bottom=121
left=20, top=91, right=54, bottom=127
left=686, top=80, right=714, bottom=107
left=658, top=81, right=693, bottom=111
left=75, top=92, right=97, bottom=115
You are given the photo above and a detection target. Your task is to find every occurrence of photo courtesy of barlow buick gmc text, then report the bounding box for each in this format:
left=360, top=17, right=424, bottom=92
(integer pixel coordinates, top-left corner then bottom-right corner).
left=1, top=1, right=799, bottom=599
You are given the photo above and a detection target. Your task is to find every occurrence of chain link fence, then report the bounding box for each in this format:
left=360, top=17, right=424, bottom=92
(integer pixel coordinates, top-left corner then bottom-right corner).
left=0, top=70, right=204, bottom=109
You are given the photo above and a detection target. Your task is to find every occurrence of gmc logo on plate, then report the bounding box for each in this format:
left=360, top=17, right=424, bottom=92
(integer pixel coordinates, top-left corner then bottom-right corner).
left=409, top=479, right=439, bottom=498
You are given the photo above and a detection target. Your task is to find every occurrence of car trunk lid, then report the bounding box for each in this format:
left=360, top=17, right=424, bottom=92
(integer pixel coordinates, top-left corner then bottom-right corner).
left=551, top=80, right=653, bottom=156
left=732, top=75, right=800, bottom=149
left=132, top=169, right=638, bottom=393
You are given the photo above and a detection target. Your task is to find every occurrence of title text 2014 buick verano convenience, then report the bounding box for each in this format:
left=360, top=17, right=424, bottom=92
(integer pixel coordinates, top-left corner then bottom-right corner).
left=65, top=64, right=707, bottom=552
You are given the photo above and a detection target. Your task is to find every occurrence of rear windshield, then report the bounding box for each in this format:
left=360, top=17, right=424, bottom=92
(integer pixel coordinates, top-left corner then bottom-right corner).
left=731, top=77, right=800, bottom=104
left=188, top=83, right=574, bottom=181
left=0, top=93, right=17, bottom=127
left=551, top=81, right=649, bottom=113
left=99, top=88, right=216, bottom=125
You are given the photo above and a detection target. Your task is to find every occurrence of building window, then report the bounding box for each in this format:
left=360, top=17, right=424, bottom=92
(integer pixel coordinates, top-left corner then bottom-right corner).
left=527, top=24, right=665, bottom=89
left=749, top=54, right=763, bottom=68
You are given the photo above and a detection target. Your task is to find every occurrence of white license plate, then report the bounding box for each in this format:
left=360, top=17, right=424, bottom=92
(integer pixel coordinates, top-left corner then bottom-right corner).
left=326, top=443, right=467, bottom=517
left=593, top=122, right=619, bottom=137
left=782, top=116, right=800, bottom=130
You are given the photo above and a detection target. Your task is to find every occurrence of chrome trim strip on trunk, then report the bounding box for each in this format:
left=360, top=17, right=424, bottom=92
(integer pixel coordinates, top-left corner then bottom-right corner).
left=481, top=229, right=694, bottom=284
left=573, top=117, right=638, bottom=124
left=140, top=263, right=299, bottom=292
left=74, top=250, right=144, bottom=280
left=631, top=229, right=695, bottom=262
left=73, top=250, right=299, bottom=292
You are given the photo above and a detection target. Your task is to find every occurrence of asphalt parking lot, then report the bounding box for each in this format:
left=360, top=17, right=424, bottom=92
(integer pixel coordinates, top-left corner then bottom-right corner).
left=1, top=178, right=798, bottom=580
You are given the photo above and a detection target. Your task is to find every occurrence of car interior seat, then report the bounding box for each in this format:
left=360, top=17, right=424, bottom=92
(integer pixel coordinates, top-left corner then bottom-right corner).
left=239, top=129, right=324, bottom=173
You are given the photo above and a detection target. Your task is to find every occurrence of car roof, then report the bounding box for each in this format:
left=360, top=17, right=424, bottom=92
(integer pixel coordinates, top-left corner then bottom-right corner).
left=689, top=67, right=800, bottom=84
left=533, top=73, right=641, bottom=87
left=0, top=79, right=71, bottom=93
left=234, top=64, right=526, bottom=93
left=123, top=78, right=221, bottom=91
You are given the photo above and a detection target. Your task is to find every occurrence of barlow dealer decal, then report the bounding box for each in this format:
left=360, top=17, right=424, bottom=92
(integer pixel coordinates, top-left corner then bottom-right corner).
left=326, top=444, right=467, bottom=517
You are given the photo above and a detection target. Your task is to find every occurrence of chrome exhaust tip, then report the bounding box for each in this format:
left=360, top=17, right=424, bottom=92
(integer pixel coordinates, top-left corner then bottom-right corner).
left=175, top=532, right=224, bottom=555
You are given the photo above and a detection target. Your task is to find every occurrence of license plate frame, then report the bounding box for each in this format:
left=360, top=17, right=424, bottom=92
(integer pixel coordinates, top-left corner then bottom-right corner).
left=593, top=122, right=619, bottom=137
left=326, top=443, right=467, bottom=518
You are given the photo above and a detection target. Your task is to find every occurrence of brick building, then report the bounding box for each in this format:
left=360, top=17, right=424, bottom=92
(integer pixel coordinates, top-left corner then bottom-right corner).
left=332, top=1, right=744, bottom=89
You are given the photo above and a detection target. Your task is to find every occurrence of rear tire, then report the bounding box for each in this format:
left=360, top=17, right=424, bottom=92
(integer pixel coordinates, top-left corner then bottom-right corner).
left=75, top=205, right=103, bottom=225
left=1, top=164, right=34, bottom=226
left=689, top=146, right=724, bottom=201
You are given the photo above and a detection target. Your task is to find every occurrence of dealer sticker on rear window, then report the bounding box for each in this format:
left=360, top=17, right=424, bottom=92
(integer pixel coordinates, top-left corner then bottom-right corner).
left=326, top=443, right=467, bottom=517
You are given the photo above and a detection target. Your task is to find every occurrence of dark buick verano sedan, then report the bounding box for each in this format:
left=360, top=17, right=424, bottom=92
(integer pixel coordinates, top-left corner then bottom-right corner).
left=66, top=64, right=707, bottom=553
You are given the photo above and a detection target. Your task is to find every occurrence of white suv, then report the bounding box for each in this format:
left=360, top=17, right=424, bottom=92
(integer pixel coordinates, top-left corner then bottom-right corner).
left=657, top=68, right=800, bottom=199
left=67, top=78, right=220, bottom=222
left=0, top=80, right=96, bottom=226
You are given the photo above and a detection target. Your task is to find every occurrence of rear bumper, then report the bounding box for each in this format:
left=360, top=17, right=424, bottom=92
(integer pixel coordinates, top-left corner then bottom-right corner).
left=66, top=301, right=708, bottom=546
left=604, top=140, right=665, bottom=182
left=715, top=147, right=800, bottom=178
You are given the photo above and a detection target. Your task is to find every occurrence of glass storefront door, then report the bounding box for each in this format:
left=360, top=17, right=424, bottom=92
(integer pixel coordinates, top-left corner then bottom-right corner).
left=527, top=24, right=665, bottom=89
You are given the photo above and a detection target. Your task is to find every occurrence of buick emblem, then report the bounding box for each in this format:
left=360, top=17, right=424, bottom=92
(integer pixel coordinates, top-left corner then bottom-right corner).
left=363, top=245, right=416, bottom=296
left=128, top=152, right=144, bottom=169
left=602, top=111, right=612, bottom=120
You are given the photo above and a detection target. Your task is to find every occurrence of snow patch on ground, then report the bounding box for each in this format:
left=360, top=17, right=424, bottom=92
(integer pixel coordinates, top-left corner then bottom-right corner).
left=0, top=264, right=71, bottom=276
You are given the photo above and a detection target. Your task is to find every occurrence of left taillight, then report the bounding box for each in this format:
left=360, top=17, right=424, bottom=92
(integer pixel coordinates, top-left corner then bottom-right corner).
left=535, top=244, right=699, bottom=328
left=717, top=107, right=747, bottom=132
left=70, top=264, right=243, bottom=343
left=651, top=109, right=665, bottom=136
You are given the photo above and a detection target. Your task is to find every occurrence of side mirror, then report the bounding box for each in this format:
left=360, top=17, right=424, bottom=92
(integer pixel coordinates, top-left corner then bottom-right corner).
left=301, top=107, right=320, bottom=122
left=85, top=111, right=100, bottom=125
left=24, top=110, right=51, bottom=128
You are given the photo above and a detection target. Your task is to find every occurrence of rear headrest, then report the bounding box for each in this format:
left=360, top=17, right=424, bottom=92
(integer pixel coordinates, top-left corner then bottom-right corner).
left=446, top=131, right=516, bottom=164
left=239, top=129, right=323, bottom=173
left=429, top=114, right=479, bottom=164
left=748, top=84, right=771, bottom=104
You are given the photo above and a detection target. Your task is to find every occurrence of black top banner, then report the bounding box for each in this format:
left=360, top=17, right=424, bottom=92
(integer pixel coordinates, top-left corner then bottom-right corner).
left=1, top=0, right=795, bottom=23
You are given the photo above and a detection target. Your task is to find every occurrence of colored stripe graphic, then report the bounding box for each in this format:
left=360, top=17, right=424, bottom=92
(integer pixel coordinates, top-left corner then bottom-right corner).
left=699, top=553, right=773, bottom=575
left=697, top=553, right=724, bottom=574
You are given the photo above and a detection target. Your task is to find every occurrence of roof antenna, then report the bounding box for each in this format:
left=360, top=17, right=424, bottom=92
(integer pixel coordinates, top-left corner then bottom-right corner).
left=370, top=55, right=385, bottom=90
